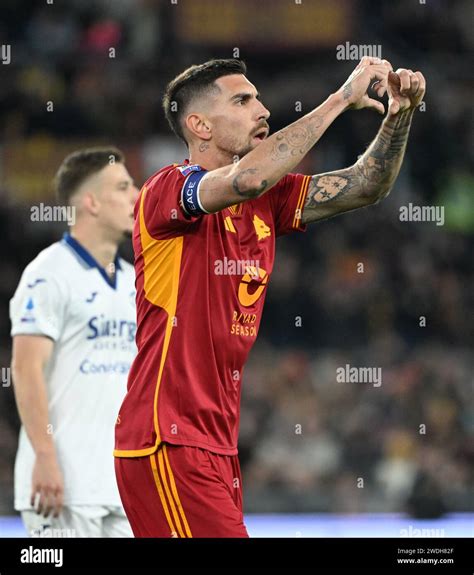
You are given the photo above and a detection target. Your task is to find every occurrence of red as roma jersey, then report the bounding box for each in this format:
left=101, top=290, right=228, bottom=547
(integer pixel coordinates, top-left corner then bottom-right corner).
left=114, top=161, right=309, bottom=457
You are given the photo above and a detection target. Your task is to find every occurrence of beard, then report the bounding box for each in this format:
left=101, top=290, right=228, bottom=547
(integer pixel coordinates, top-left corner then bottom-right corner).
left=237, top=139, right=259, bottom=158
left=215, top=131, right=257, bottom=162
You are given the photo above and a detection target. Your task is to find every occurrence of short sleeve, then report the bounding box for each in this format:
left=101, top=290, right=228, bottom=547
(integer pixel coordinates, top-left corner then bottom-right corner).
left=141, top=164, right=209, bottom=239
left=268, top=173, right=311, bottom=237
left=10, top=271, right=68, bottom=341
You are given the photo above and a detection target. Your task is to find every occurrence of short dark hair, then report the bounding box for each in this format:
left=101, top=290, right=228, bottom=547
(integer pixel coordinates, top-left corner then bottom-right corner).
left=55, top=147, right=124, bottom=205
left=162, top=58, right=247, bottom=144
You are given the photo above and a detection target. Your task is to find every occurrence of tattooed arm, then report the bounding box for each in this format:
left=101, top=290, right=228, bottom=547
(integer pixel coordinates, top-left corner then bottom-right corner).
left=302, top=68, right=426, bottom=223
left=197, top=58, right=392, bottom=214
left=302, top=109, right=414, bottom=222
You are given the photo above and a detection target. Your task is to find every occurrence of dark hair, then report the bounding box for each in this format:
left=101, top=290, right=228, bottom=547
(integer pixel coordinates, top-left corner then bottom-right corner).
left=55, top=147, right=124, bottom=205
left=162, top=58, right=247, bottom=144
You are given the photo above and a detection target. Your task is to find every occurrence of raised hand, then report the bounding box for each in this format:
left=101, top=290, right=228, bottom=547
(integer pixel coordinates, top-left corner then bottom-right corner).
left=338, top=57, right=393, bottom=115
left=387, top=69, right=426, bottom=115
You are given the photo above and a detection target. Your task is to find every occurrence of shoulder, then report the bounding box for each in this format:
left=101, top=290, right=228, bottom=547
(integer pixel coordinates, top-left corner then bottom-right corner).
left=21, top=241, right=72, bottom=278
left=143, top=163, right=205, bottom=195
left=144, top=164, right=183, bottom=191
left=11, top=241, right=72, bottom=306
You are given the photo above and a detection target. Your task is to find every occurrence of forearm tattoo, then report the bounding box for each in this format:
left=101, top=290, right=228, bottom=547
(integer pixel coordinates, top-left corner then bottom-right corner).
left=270, top=114, right=324, bottom=162
left=303, top=108, right=414, bottom=220
left=232, top=168, right=267, bottom=198
left=342, top=82, right=353, bottom=101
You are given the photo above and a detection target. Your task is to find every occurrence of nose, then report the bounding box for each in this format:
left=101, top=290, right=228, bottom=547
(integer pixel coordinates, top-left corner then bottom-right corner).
left=257, top=100, right=270, bottom=122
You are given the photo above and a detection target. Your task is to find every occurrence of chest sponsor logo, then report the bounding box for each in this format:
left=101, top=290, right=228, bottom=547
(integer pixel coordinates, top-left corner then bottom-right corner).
left=238, top=265, right=269, bottom=307
left=87, top=315, right=136, bottom=350
left=230, top=311, right=258, bottom=337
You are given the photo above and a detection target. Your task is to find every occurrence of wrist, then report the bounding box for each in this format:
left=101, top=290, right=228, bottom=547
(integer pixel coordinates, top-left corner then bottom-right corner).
left=329, top=89, right=350, bottom=114
left=387, top=106, right=416, bottom=120
left=35, top=445, right=56, bottom=459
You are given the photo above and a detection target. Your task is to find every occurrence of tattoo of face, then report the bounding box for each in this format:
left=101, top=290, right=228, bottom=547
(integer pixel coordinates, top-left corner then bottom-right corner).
left=232, top=168, right=267, bottom=198
left=306, top=175, right=350, bottom=206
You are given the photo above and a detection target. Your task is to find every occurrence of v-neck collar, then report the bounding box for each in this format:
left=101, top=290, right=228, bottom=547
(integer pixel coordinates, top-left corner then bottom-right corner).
left=62, top=233, right=122, bottom=289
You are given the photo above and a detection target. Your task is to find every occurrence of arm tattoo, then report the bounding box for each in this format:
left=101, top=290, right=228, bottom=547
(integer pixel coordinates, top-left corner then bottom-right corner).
left=302, top=108, right=415, bottom=222
left=342, top=82, right=352, bottom=101
left=270, top=114, right=324, bottom=162
left=232, top=168, right=267, bottom=198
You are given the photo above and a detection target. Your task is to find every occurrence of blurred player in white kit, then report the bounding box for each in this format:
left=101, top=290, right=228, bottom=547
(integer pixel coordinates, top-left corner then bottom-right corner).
left=9, top=147, right=139, bottom=537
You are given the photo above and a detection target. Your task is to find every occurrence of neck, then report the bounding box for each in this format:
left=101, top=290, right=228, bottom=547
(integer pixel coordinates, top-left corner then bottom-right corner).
left=188, top=143, right=234, bottom=170
left=69, top=224, right=119, bottom=271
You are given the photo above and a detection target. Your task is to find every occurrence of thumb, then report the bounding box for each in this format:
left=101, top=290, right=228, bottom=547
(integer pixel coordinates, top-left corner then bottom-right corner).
left=366, top=98, right=385, bottom=115
left=389, top=99, right=400, bottom=115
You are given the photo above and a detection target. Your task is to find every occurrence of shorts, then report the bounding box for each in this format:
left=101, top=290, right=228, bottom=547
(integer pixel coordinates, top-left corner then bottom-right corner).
left=115, top=443, right=248, bottom=537
left=21, top=505, right=132, bottom=537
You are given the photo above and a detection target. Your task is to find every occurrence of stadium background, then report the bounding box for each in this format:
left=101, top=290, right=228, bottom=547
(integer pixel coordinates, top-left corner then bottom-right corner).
left=0, top=0, right=472, bottom=535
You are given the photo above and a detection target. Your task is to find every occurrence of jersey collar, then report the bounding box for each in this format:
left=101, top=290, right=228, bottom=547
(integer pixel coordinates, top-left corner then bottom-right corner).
left=61, top=232, right=122, bottom=289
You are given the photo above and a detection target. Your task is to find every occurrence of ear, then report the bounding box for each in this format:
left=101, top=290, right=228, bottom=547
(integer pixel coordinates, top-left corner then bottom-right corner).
left=185, top=113, right=212, bottom=141
left=82, top=190, right=101, bottom=217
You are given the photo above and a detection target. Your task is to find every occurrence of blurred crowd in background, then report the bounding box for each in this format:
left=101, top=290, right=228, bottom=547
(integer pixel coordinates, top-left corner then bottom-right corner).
left=0, top=0, right=472, bottom=515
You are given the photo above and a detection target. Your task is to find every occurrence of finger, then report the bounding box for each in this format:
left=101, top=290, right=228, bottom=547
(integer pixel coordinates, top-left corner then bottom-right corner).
left=410, top=74, right=420, bottom=95
left=360, top=56, right=382, bottom=66
left=53, top=488, right=64, bottom=519
left=359, top=56, right=383, bottom=67
left=372, top=82, right=386, bottom=98
left=396, top=69, right=411, bottom=94
left=366, top=98, right=385, bottom=115
left=381, top=59, right=393, bottom=71
left=30, top=488, right=38, bottom=509
left=367, top=64, right=391, bottom=80
left=389, top=98, right=400, bottom=115
left=42, top=488, right=52, bottom=518
left=367, top=66, right=391, bottom=91
left=371, top=79, right=386, bottom=97
left=388, top=71, right=401, bottom=89
left=36, top=489, right=45, bottom=515
left=415, top=71, right=426, bottom=95
left=376, top=82, right=387, bottom=97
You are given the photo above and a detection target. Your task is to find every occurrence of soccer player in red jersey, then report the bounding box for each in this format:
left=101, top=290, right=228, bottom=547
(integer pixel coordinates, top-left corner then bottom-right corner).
left=114, top=58, right=426, bottom=537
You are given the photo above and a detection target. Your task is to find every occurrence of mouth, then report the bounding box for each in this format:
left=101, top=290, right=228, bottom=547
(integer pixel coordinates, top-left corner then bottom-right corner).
left=252, top=128, right=268, bottom=142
